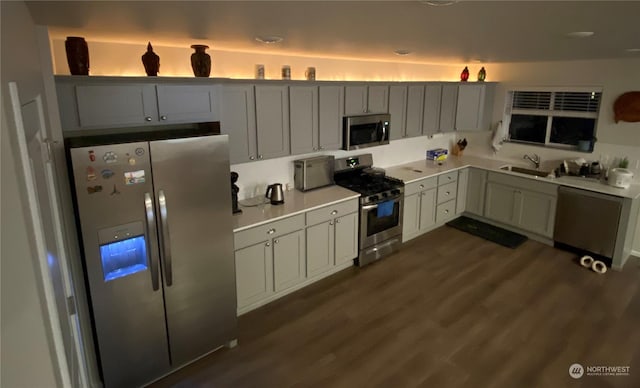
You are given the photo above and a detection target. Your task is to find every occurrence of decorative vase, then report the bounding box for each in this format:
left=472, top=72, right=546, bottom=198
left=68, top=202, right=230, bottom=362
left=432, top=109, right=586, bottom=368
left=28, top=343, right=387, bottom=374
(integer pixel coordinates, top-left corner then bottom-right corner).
left=190, top=45, right=211, bottom=77
left=477, top=67, right=486, bottom=82
left=460, top=66, right=469, bottom=82
left=141, top=42, right=160, bottom=76
left=65, top=37, right=89, bottom=75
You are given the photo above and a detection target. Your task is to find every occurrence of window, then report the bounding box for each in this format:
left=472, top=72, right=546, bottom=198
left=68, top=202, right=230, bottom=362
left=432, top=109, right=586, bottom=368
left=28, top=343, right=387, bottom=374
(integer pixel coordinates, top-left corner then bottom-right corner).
left=505, top=88, right=602, bottom=151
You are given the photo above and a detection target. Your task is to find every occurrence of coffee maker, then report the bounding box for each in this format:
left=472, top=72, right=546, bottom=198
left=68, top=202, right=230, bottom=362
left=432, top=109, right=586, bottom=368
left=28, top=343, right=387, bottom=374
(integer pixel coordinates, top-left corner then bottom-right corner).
left=231, top=172, right=242, bottom=214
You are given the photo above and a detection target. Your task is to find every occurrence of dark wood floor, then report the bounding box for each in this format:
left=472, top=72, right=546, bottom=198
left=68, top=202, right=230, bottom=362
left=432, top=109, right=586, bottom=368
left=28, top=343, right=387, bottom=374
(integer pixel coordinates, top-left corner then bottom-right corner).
left=152, top=226, right=640, bottom=388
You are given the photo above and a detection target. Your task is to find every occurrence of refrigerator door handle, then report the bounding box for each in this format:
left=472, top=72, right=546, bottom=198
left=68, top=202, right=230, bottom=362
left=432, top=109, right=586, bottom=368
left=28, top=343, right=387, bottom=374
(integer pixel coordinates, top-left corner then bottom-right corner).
left=144, top=192, right=160, bottom=291
left=158, top=190, right=173, bottom=287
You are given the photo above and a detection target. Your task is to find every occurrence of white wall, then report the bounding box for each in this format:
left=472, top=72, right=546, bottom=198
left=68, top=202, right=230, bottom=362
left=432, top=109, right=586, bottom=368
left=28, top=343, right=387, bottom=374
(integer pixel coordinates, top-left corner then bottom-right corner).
left=0, top=2, right=61, bottom=387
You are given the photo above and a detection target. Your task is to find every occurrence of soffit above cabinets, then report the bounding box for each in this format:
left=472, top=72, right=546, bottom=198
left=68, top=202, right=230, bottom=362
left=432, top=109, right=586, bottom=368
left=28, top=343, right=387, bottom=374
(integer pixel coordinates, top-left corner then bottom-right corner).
left=26, top=1, right=640, bottom=64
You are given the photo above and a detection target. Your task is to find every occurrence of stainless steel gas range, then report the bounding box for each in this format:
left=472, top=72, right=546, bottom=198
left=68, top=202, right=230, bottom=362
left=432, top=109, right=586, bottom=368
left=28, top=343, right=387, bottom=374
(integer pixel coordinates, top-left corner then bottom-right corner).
left=334, top=154, right=404, bottom=266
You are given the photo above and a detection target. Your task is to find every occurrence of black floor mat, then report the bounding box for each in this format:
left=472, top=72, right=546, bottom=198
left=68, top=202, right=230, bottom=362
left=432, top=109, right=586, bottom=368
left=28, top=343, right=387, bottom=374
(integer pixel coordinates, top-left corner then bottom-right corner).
left=446, top=216, right=528, bottom=248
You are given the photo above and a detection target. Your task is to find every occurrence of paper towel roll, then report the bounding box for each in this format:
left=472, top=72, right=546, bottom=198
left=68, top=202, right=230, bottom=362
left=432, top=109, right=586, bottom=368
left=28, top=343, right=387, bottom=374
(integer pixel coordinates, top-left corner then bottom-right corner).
left=579, top=255, right=594, bottom=268
left=592, top=260, right=608, bottom=274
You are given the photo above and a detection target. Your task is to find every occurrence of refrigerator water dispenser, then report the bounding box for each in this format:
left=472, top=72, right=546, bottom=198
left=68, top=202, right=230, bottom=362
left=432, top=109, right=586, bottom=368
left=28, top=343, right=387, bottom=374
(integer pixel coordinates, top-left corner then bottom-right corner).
left=98, top=221, right=148, bottom=281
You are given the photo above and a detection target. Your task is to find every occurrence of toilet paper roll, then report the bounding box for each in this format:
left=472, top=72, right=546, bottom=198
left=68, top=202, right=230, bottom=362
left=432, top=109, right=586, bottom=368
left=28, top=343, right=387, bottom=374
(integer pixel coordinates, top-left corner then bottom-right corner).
left=580, top=255, right=594, bottom=268
left=591, top=260, right=608, bottom=274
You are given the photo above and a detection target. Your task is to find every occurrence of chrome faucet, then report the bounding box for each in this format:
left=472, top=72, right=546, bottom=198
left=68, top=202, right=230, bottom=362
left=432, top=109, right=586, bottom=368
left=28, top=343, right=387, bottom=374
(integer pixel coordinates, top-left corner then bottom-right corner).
left=523, top=153, right=541, bottom=169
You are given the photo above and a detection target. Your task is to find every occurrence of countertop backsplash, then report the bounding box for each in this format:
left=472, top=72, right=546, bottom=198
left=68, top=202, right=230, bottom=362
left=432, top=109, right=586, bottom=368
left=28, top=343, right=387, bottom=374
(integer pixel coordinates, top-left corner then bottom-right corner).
left=231, top=132, right=455, bottom=200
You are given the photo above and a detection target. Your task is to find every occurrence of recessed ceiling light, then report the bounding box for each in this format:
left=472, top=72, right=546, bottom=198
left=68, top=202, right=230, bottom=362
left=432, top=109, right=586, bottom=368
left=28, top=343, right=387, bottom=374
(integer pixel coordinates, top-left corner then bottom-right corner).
left=255, top=35, right=284, bottom=44
left=566, top=31, right=595, bottom=38
left=626, top=48, right=640, bottom=53
left=394, top=49, right=412, bottom=56
left=420, top=0, right=459, bottom=6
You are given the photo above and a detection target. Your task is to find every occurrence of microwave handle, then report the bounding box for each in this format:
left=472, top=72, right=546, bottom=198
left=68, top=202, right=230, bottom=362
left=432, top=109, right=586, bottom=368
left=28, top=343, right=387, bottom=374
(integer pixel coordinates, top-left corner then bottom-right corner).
left=380, top=121, right=387, bottom=144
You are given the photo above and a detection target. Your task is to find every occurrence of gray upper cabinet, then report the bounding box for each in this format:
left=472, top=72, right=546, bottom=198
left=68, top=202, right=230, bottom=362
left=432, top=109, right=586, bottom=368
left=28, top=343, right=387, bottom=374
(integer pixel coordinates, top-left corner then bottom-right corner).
left=255, top=85, right=290, bottom=160
left=156, top=85, right=218, bottom=124
left=455, top=84, right=493, bottom=131
left=74, top=84, right=157, bottom=129
left=388, top=85, right=407, bottom=140
left=344, top=84, right=389, bottom=115
left=318, top=85, right=344, bottom=150
left=56, top=79, right=219, bottom=131
left=422, top=84, right=442, bottom=136
left=289, top=85, right=319, bottom=155
left=220, top=84, right=257, bottom=164
left=406, top=84, right=425, bottom=138
left=439, top=84, right=459, bottom=132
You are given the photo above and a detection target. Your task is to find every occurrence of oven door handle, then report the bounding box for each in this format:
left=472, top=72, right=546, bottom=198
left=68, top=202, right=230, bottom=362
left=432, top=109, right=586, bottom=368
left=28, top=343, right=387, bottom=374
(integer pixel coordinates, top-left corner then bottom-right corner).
left=362, top=204, right=379, bottom=210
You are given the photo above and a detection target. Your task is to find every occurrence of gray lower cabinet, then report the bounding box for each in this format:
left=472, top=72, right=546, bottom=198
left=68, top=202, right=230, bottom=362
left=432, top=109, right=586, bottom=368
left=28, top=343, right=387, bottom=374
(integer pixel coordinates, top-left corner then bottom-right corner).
left=306, top=212, right=358, bottom=277
left=234, top=199, right=358, bottom=314
left=402, top=177, right=438, bottom=242
left=273, top=230, right=306, bottom=292
left=484, top=172, right=557, bottom=238
left=456, top=168, right=469, bottom=214
left=234, top=241, right=273, bottom=309
left=465, top=168, right=487, bottom=216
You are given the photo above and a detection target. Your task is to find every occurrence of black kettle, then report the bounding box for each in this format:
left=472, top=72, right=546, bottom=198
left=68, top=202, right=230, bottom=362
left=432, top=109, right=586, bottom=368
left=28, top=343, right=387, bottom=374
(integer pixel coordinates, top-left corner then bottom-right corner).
left=265, top=183, right=285, bottom=205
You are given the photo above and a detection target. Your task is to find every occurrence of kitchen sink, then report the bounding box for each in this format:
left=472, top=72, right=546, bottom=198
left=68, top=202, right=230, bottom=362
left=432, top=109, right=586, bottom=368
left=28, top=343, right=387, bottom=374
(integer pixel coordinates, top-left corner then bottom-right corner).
left=500, top=165, right=551, bottom=178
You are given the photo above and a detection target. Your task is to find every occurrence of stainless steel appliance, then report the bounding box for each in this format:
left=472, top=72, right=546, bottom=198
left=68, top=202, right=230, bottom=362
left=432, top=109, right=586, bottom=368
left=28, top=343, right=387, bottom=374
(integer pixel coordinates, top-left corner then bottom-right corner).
left=266, top=183, right=285, bottom=204
left=334, top=154, right=404, bottom=266
left=66, top=127, right=237, bottom=388
left=294, top=155, right=335, bottom=191
left=343, top=114, right=391, bottom=150
left=554, top=186, right=623, bottom=259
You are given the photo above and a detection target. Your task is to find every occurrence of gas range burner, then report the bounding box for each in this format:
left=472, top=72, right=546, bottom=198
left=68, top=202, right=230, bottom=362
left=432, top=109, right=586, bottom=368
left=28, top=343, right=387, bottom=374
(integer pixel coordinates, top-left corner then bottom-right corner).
left=334, top=173, right=404, bottom=198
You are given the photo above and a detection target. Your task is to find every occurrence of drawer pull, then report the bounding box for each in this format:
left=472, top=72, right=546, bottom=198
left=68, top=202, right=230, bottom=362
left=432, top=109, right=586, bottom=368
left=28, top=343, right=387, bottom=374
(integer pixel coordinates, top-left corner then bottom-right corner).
left=329, top=221, right=334, bottom=226
left=444, top=209, right=449, bottom=214
left=265, top=242, right=271, bottom=247
left=331, top=210, right=338, bottom=215
left=448, top=176, right=452, bottom=180
left=419, top=184, right=424, bottom=189
left=446, top=191, right=450, bottom=195
left=336, top=219, right=340, bottom=224
left=267, top=228, right=276, bottom=235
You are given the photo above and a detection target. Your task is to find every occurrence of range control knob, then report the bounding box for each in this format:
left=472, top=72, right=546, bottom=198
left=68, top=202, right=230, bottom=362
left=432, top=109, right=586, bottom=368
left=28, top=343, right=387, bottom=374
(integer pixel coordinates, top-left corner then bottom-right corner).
left=369, top=195, right=379, bottom=202
left=391, top=189, right=401, bottom=196
left=381, top=192, right=389, bottom=198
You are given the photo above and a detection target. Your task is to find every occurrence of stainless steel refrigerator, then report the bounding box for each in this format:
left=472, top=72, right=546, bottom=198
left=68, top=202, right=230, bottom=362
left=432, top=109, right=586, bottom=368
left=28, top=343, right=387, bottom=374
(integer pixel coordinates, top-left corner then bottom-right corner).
left=67, top=128, right=237, bottom=388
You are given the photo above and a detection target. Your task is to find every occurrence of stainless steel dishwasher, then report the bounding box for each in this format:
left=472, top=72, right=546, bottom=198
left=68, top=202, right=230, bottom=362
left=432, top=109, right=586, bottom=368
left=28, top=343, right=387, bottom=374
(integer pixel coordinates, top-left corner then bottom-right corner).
left=554, top=186, right=623, bottom=258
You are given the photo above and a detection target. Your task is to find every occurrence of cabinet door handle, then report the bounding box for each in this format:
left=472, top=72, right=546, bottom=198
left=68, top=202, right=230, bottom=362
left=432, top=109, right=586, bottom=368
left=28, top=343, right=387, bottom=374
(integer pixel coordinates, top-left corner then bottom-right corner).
left=274, top=239, right=279, bottom=244
left=331, top=210, right=338, bottom=215
left=419, top=184, right=424, bottom=189
left=258, top=155, right=263, bottom=159
left=250, top=156, right=255, bottom=160
left=446, top=191, right=450, bottom=195
left=267, top=228, right=276, bottom=234
left=444, top=209, right=449, bottom=214
left=145, top=116, right=152, bottom=122
left=335, top=219, right=340, bottom=224
left=160, top=115, right=167, bottom=120
left=265, top=242, right=271, bottom=247
left=448, top=176, right=452, bottom=180
left=313, top=147, right=317, bottom=151
left=329, top=221, right=334, bottom=226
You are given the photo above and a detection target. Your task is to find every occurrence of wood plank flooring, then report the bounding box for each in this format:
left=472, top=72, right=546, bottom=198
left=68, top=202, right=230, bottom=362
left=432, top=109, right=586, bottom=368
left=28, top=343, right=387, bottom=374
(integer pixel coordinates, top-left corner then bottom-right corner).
left=151, top=226, right=640, bottom=388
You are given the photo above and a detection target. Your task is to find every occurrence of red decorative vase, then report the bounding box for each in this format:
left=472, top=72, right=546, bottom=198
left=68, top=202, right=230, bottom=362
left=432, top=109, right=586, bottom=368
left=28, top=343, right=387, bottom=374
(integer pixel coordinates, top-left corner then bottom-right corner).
left=65, top=37, right=89, bottom=75
left=460, top=66, right=469, bottom=82
left=190, top=45, right=211, bottom=77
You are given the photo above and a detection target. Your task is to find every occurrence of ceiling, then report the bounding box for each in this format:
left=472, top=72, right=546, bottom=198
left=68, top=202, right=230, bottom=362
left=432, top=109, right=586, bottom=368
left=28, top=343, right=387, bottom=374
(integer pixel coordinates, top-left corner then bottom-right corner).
left=26, top=1, right=640, bottom=64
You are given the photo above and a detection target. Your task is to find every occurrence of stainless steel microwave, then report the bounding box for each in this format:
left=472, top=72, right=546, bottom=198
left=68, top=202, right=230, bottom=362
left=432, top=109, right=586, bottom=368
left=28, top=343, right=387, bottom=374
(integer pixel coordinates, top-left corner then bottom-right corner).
left=342, top=114, right=391, bottom=151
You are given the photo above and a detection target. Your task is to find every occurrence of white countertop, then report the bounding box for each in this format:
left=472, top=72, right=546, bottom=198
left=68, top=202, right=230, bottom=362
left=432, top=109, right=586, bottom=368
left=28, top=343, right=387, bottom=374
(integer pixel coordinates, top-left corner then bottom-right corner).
left=385, top=155, right=640, bottom=200
left=232, top=185, right=360, bottom=232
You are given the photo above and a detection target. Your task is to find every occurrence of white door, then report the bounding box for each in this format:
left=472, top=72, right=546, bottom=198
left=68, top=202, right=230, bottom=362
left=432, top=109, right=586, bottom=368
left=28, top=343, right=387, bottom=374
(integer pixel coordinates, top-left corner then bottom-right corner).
left=8, top=83, right=88, bottom=387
